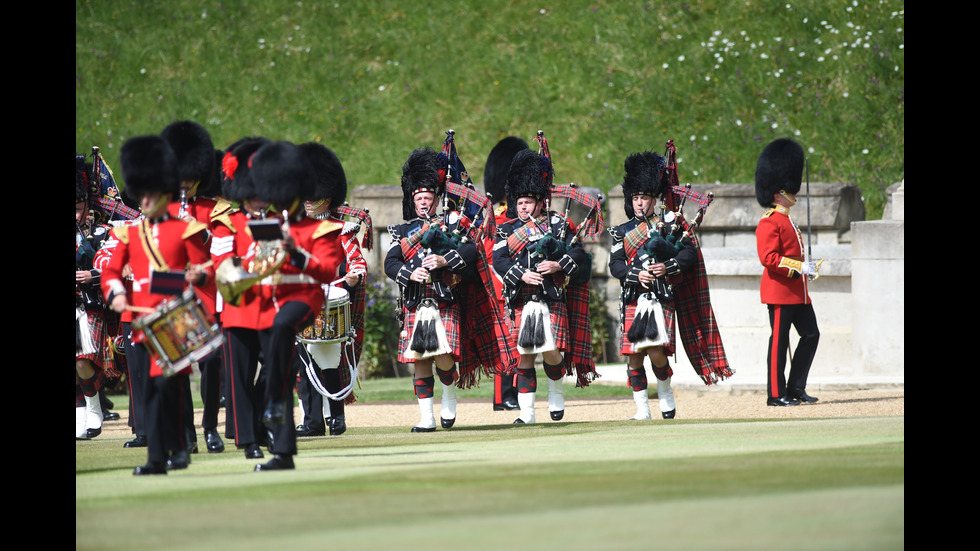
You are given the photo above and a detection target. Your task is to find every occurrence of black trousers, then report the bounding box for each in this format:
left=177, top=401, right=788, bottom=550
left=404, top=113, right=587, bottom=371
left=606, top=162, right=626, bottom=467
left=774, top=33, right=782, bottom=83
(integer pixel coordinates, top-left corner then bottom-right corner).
left=766, top=303, right=820, bottom=399
left=260, top=301, right=314, bottom=456
left=133, top=342, right=191, bottom=464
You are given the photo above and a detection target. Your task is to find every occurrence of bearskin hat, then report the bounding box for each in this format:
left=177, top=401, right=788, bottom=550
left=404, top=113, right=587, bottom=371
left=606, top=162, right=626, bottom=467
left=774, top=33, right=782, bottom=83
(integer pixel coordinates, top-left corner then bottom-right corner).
left=195, top=148, right=225, bottom=199
left=249, top=141, right=316, bottom=209
left=484, top=136, right=529, bottom=205
left=622, top=151, right=668, bottom=219
left=755, top=138, right=804, bottom=207
left=220, top=137, right=269, bottom=203
left=160, top=120, right=215, bottom=187
left=505, top=148, right=553, bottom=216
left=400, top=147, right=447, bottom=220
left=120, top=135, right=179, bottom=200
left=300, top=142, right=347, bottom=208
left=76, top=155, right=91, bottom=203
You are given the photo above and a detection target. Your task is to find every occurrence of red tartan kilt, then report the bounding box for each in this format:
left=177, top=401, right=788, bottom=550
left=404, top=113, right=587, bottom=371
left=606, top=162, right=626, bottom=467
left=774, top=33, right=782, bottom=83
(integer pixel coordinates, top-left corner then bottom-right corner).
left=510, top=291, right=569, bottom=353
left=77, top=307, right=111, bottom=371
left=619, top=300, right=676, bottom=357
left=398, top=299, right=461, bottom=364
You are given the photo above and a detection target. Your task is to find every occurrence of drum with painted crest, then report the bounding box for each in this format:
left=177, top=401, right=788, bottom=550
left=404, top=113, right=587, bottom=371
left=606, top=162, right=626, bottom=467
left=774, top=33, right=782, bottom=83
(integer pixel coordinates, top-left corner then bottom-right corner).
left=133, top=289, right=224, bottom=377
left=298, top=285, right=351, bottom=344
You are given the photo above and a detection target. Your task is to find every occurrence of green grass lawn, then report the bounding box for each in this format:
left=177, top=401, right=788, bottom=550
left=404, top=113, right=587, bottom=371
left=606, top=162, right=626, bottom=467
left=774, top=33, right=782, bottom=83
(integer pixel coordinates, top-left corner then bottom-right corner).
left=76, top=0, right=903, bottom=218
left=77, top=416, right=903, bottom=550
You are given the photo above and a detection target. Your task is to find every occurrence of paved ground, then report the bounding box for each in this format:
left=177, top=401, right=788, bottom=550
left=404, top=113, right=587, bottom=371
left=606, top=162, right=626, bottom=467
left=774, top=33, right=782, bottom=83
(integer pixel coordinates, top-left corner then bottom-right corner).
left=97, top=385, right=903, bottom=439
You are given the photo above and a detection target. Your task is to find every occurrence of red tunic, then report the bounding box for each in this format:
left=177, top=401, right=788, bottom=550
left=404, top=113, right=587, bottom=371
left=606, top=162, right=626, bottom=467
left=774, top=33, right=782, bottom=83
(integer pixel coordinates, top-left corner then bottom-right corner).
left=169, top=198, right=218, bottom=315
left=756, top=205, right=810, bottom=305
left=100, top=216, right=213, bottom=376
left=258, top=216, right=346, bottom=326
left=210, top=209, right=265, bottom=330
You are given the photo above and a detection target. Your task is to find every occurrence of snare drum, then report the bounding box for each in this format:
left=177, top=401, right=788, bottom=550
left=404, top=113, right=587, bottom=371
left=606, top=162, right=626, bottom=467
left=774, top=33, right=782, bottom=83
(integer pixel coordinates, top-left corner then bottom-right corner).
left=134, top=289, right=224, bottom=377
left=298, top=285, right=351, bottom=344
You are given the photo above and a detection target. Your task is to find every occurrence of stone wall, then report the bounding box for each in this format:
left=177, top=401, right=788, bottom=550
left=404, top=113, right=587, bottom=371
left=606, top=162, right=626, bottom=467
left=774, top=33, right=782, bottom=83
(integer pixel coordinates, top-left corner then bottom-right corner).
left=348, top=181, right=904, bottom=384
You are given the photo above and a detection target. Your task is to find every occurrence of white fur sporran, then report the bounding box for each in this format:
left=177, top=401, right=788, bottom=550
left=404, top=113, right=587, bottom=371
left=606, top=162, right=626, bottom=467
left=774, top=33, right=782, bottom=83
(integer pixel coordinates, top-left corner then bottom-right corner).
left=628, top=293, right=668, bottom=351
left=516, top=299, right=556, bottom=355
left=403, top=299, right=453, bottom=360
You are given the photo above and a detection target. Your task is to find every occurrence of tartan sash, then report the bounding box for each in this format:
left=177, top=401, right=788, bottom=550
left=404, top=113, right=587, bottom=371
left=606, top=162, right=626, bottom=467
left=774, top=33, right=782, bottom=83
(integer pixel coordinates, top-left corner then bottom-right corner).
left=622, top=221, right=653, bottom=261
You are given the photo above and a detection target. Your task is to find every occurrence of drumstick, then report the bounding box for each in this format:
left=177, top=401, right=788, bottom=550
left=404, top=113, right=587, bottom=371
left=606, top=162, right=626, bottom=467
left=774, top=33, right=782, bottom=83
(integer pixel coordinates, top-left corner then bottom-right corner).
left=126, top=305, right=156, bottom=314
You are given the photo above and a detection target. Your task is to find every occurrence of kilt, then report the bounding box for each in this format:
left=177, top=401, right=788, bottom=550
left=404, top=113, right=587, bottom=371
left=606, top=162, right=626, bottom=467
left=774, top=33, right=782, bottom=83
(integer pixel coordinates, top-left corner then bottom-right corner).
left=510, top=288, right=569, bottom=353
left=619, top=300, right=676, bottom=357
left=397, top=288, right=462, bottom=363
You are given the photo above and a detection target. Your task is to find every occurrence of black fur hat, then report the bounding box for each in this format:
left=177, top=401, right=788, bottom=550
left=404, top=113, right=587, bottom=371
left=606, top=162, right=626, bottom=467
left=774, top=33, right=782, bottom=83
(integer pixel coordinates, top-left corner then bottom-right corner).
left=484, top=136, right=529, bottom=206
left=505, top=148, right=553, bottom=214
left=755, top=138, right=804, bottom=207
left=622, top=151, right=668, bottom=219
left=120, top=135, right=179, bottom=200
left=400, top=147, right=447, bottom=220
left=76, top=155, right=91, bottom=203
left=160, top=120, right=215, bottom=188
left=249, top=141, right=316, bottom=208
left=195, top=148, right=224, bottom=199
left=300, top=142, right=347, bottom=208
left=221, top=137, right=269, bottom=203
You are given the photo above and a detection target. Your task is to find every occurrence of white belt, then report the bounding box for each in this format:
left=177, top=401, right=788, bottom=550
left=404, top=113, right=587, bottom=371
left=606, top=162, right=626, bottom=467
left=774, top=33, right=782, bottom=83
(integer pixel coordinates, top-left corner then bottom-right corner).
left=260, top=273, right=318, bottom=286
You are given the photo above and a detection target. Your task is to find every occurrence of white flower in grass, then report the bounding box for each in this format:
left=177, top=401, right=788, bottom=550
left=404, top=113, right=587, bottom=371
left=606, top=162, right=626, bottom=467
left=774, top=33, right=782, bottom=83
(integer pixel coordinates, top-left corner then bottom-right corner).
left=736, top=119, right=742, bottom=126
left=862, top=149, right=869, bottom=154
left=663, top=63, right=669, bottom=69
left=808, top=147, right=815, bottom=153
left=140, top=68, right=146, bottom=74
left=690, top=135, right=696, bottom=141
left=378, top=85, right=385, bottom=91
left=678, top=55, right=685, bottom=61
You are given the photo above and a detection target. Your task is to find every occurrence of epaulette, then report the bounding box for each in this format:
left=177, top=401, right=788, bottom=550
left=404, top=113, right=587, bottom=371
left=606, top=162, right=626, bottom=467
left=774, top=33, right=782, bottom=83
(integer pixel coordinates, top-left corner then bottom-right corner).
left=182, top=219, right=209, bottom=239
left=111, top=225, right=130, bottom=245
left=761, top=207, right=776, bottom=219
left=607, top=226, right=623, bottom=240
left=312, top=219, right=344, bottom=240
left=387, top=224, right=404, bottom=240
left=211, top=200, right=237, bottom=232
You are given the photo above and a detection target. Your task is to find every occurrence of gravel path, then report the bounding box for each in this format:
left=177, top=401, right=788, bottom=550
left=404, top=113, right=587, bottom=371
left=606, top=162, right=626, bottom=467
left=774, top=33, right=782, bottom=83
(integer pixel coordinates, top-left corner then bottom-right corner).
left=97, top=388, right=903, bottom=438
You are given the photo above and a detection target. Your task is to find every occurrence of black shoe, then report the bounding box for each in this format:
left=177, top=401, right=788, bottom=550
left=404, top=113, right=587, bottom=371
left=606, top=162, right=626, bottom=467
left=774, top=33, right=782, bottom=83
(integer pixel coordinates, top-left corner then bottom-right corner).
left=410, top=426, right=436, bottom=433
left=263, top=429, right=276, bottom=452
left=662, top=409, right=676, bottom=419
left=767, top=396, right=801, bottom=407
left=124, top=435, right=148, bottom=448
left=166, top=450, right=191, bottom=471
left=86, top=427, right=102, bottom=439
left=441, top=417, right=456, bottom=429
left=296, top=424, right=326, bottom=437
left=254, top=454, right=295, bottom=471
left=102, top=410, right=121, bottom=421
left=494, top=398, right=521, bottom=411
left=550, top=410, right=564, bottom=421
left=244, top=443, right=264, bottom=459
left=513, top=418, right=526, bottom=424
left=787, top=389, right=819, bottom=403
left=186, top=440, right=199, bottom=454
left=205, top=429, right=225, bottom=453
left=219, top=395, right=227, bottom=409
left=328, top=417, right=347, bottom=436
left=133, top=462, right=167, bottom=476
left=262, top=401, right=286, bottom=426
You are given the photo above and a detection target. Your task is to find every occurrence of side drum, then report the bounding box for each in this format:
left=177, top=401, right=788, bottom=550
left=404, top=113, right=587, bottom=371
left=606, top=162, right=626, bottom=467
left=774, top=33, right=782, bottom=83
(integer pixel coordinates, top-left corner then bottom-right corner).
left=298, top=285, right=351, bottom=344
left=134, top=289, right=224, bottom=377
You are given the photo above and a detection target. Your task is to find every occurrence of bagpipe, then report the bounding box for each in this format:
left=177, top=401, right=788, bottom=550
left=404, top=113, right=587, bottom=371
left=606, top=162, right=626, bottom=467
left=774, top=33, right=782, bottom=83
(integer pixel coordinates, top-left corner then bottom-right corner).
left=404, top=130, right=495, bottom=359
left=626, top=139, right=720, bottom=355
left=88, top=146, right=142, bottom=225
left=513, top=131, right=605, bottom=355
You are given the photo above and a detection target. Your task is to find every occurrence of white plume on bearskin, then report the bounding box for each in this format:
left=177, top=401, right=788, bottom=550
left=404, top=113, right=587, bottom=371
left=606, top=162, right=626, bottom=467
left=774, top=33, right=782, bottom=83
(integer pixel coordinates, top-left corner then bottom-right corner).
left=404, top=302, right=452, bottom=360
left=517, top=299, right=556, bottom=355
left=627, top=293, right=668, bottom=351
